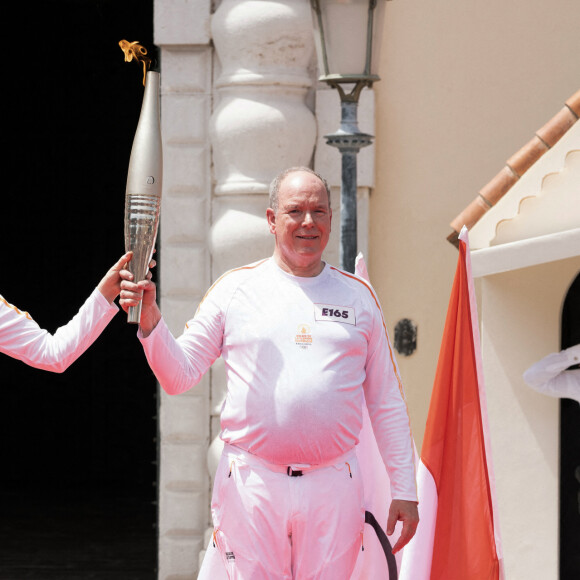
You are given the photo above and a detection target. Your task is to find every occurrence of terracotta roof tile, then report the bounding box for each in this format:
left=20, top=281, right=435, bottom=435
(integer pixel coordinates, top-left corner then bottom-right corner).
left=536, top=105, right=577, bottom=147
left=479, top=166, right=519, bottom=205
left=447, top=88, right=580, bottom=247
left=506, top=136, right=549, bottom=177
left=449, top=196, right=492, bottom=243
left=566, top=89, right=580, bottom=116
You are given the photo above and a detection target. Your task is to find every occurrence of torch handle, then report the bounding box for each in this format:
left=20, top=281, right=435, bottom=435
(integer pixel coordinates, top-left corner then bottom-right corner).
left=124, top=193, right=160, bottom=324
left=127, top=303, right=143, bottom=325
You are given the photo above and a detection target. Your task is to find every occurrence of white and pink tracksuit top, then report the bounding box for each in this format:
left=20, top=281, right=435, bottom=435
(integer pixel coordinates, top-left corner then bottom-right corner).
left=0, top=288, right=118, bottom=373
left=140, top=258, right=417, bottom=501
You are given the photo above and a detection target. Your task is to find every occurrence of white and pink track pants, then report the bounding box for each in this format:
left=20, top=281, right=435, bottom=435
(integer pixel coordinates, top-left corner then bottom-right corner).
left=202, top=444, right=365, bottom=580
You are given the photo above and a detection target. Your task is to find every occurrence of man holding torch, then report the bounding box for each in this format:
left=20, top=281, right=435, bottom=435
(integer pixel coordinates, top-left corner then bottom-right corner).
left=120, top=167, right=418, bottom=579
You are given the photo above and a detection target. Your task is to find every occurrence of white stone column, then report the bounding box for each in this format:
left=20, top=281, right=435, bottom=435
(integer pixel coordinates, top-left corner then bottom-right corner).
left=154, top=1, right=213, bottom=578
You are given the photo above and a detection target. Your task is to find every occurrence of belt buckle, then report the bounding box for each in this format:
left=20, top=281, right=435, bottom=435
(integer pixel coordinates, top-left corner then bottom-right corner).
left=286, top=466, right=303, bottom=477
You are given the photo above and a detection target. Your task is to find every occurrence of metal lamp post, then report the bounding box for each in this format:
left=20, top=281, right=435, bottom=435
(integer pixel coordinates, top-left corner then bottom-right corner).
left=310, top=0, right=386, bottom=273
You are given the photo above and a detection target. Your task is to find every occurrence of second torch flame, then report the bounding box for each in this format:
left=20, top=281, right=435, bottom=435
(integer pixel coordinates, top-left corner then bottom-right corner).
left=121, top=41, right=162, bottom=324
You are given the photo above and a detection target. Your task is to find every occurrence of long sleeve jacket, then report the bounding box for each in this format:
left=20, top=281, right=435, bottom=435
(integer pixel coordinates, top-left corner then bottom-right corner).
left=0, top=288, right=118, bottom=373
left=139, top=259, right=417, bottom=501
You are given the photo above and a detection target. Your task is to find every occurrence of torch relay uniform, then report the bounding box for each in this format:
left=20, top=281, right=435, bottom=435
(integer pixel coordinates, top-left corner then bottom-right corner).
left=139, top=258, right=417, bottom=579
left=0, top=288, right=118, bottom=372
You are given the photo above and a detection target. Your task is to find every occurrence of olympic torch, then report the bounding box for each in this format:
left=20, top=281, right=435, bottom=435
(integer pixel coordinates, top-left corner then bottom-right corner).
left=121, top=43, right=162, bottom=324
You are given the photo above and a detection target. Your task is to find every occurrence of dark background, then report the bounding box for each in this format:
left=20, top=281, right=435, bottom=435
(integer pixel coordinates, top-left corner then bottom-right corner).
left=561, top=272, right=580, bottom=580
left=1, top=1, right=158, bottom=577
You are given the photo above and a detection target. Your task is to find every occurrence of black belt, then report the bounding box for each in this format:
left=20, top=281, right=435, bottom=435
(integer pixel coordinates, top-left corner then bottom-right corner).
left=286, top=467, right=303, bottom=477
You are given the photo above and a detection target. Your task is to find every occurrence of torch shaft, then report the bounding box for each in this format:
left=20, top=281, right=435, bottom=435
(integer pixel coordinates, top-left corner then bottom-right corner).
left=123, top=70, right=162, bottom=324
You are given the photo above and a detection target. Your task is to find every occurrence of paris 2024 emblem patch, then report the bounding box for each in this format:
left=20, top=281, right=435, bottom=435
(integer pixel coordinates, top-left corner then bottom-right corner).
left=295, top=324, right=313, bottom=350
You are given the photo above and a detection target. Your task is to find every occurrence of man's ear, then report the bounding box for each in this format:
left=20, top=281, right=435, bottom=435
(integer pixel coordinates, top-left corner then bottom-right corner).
left=266, top=208, right=276, bottom=234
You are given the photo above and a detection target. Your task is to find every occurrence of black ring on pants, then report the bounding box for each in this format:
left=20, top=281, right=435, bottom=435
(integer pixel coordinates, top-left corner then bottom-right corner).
left=364, top=510, right=398, bottom=580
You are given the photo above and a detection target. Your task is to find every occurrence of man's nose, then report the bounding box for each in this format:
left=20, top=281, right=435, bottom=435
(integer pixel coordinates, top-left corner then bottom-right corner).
left=302, top=211, right=314, bottom=226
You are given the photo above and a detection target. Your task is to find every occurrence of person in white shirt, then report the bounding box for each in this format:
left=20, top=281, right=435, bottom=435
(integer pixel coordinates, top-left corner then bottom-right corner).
left=523, top=344, right=580, bottom=404
left=120, top=167, right=419, bottom=579
left=0, top=252, right=146, bottom=373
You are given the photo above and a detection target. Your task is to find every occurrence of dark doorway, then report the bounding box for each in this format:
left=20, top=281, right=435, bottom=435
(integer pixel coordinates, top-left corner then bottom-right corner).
left=560, top=271, right=580, bottom=580
left=0, top=2, right=158, bottom=578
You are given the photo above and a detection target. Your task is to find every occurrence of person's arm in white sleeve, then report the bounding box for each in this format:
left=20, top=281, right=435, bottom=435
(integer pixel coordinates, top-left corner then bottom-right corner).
left=0, top=252, right=135, bottom=372
left=363, top=305, right=417, bottom=500
left=137, top=311, right=223, bottom=395
left=120, top=271, right=225, bottom=396
left=523, top=344, right=580, bottom=404
left=362, top=290, right=418, bottom=553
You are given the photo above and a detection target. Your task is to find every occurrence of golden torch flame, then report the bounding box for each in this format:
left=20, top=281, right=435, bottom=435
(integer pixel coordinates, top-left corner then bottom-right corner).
left=119, top=39, right=151, bottom=85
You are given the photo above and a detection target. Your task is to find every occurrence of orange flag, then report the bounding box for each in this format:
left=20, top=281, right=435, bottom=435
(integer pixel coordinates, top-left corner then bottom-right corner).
left=400, top=226, right=504, bottom=579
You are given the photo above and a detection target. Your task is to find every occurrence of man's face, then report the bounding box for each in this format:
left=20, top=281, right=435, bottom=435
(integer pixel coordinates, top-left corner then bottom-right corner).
left=267, top=171, right=332, bottom=277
